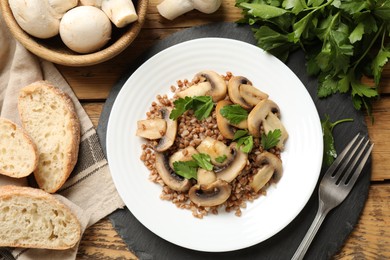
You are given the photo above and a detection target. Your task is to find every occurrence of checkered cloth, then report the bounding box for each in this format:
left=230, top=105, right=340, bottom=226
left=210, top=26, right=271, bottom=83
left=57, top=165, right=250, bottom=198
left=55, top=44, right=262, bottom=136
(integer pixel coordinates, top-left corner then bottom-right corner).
left=0, top=13, right=124, bottom=260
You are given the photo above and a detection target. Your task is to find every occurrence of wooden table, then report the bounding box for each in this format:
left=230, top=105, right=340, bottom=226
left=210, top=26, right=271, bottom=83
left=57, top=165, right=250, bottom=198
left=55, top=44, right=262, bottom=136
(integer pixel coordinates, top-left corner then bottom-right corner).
left=54, top=1, right=390, bottom=259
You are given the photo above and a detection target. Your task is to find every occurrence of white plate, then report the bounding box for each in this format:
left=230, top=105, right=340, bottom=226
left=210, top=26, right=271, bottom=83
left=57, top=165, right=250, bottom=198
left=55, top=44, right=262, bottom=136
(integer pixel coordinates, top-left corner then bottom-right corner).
left=106, top=38, right=323, bottom=252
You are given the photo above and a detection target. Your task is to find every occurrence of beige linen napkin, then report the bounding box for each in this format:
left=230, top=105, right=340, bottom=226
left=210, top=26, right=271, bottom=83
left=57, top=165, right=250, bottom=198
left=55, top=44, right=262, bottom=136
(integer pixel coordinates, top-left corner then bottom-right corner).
left=0, top=13, right=124, bottom=260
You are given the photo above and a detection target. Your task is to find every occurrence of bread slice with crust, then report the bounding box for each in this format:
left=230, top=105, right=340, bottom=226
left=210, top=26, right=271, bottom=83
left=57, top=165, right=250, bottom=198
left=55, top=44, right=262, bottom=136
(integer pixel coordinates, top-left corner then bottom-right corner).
left=18, top=81, right=80, bottom=193
left=0, top=117, right=38, bottom=178
left=0, top=185, right=81, bottom=249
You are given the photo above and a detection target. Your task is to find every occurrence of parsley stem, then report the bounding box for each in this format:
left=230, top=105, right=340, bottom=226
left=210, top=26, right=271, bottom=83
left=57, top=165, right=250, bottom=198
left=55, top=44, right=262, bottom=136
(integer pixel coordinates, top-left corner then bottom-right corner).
left=352, top=23, right=385, bottom=71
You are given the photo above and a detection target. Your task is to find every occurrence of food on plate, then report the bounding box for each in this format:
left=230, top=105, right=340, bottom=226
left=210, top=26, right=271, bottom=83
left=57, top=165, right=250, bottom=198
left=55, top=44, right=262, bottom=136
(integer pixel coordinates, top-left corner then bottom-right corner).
left=0, top=118, right=38, bottom=178
left=157, top=0, right=222, bottom=20
left=60, top=6, right=112, bottom=53
left=8, top=0, right=78, bottom=39
left=0, top=185, right=81, bottom=249
left=18, top=81, right=80, bottom=193
left=137, top=71, right=288, bottom=218
left=8, top=0, right=138, bottom=53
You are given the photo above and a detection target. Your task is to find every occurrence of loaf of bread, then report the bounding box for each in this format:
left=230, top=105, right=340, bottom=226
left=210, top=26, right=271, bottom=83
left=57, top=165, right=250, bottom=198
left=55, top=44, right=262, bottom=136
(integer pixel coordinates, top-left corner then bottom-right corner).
left=0, top=185, right=81, bottom=249
left=0, top=117, right=38, bottom=178
left=18, top=81, right=80, bottom=193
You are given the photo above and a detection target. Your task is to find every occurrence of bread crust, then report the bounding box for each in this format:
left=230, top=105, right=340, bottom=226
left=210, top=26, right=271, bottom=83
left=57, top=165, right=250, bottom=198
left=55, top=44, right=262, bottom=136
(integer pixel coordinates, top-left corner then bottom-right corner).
left=0, top=185, right=81, bottom=249
left=0, top=117, right=39, bottom=178
left=18, top=80, right=80, bottom=193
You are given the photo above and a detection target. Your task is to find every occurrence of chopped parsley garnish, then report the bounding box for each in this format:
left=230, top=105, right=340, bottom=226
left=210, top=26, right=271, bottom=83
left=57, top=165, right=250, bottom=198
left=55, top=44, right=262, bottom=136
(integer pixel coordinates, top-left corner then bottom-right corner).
left=233, top=129, right=254, bottom=153
left=220, top=104, right=248, bottom=124
left=261, top=129, right=282, bottom=150
left=170, top=96, right=214, bottom=121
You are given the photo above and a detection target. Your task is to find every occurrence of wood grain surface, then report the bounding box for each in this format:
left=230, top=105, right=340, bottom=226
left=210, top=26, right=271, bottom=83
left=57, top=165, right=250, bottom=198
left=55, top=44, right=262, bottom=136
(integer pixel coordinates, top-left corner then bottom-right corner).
left=60, top=1, right=390, bottom=259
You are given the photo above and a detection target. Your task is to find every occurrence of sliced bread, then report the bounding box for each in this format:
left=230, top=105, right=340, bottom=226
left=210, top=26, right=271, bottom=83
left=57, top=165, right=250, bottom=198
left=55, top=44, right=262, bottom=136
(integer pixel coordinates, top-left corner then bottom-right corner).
left=0, top=117, right=38, bottom=178
left=0, top=185, right=81, bottom=249
left=18, top=81, right=80, bottom=193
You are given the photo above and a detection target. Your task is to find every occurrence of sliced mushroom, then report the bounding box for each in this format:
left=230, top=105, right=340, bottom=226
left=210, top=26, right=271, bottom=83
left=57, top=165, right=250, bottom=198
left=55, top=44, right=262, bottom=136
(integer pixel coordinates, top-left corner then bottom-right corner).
left=168, top=146, right=198, bottom=169
left=216, top=143, right=248, bottom=183
left=247, top=99, right=288, bottom=149
left=194, top=70, right=227, bottom=102
left=228, top=76, right=268, bottom=109
left=250, top=151, right=282, bottom=192
left=136, top=119, right=166, bottom=140
left=155, top=107, right=178, bottom=152
left=196, top=137, right=232, bottom=167
left=176, top=82, right=212, bottom=99
left=216, top=100, right=248, bottom=139
left=188, top=179, right=231, bottom=207
left=197, top=168, right=217, bottom=186
left=155, top=152, right=192, bottom=192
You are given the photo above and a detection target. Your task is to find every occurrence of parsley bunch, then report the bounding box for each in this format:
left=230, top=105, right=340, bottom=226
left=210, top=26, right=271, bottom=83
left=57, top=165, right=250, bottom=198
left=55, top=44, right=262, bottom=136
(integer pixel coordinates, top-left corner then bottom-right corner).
left=236, top=0, right=390, bottom=116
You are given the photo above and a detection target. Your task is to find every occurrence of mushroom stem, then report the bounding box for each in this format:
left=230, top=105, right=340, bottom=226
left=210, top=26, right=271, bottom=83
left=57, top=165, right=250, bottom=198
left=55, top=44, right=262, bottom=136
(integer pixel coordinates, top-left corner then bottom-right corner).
left=101, top=0, right=138, bottom=28
left=157, top=0, right=222, bottom=20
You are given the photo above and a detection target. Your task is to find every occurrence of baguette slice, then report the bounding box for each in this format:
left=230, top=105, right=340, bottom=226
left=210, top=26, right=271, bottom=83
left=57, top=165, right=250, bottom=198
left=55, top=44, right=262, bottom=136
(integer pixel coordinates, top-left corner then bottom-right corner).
left=0, top=117, right=38, bottom=178
left=18, top=81, right=80, bottom=193
left=0, top=185, right=81, bottom=249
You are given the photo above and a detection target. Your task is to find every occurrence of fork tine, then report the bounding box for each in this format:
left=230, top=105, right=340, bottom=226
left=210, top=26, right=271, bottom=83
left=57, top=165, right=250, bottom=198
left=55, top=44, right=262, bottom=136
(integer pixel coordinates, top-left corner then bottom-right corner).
left=342, top=141, right=374, bottom=187
left=324, top=133, right=360, bottom=178
left=332, top=135, right=364, bottom=181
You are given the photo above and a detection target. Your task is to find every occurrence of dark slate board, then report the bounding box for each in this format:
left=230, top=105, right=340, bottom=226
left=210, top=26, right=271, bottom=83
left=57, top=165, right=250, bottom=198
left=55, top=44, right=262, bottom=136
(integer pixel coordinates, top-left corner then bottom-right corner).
left=97, top=22, right=371, bottom=260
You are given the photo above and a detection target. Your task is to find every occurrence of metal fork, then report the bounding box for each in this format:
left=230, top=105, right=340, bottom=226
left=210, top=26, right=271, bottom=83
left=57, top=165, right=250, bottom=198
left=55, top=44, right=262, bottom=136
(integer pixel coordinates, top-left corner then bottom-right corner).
left=292, top=133, right=374, bottom=260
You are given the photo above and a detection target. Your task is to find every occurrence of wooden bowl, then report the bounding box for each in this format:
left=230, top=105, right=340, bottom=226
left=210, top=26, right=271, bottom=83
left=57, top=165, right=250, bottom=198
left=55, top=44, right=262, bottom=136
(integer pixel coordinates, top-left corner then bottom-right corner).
left=0, top=0, right=149, bottom=66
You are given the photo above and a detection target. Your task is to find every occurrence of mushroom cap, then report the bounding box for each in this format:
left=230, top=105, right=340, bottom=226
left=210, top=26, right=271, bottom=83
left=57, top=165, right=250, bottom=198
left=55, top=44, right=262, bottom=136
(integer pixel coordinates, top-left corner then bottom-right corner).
left=216, top=100, right=235, bottom=139
left=168, top=146, right=198, bottom=169
left=193, top=0, right=222, bottom=14
left=155, top=107, right=178, bottom=152
left=59, top=6, right=112, bottom=53
left=250, top=151, right=283, bottom=192
left=239, top=83, right=269, bottom=107
left=195, top=136, right=232, bottom=166
left=215, top=143, right=248, bottom=183
left=136, top=119, right=167, bottom=140
left=194, top=71, right=227, bottom=102
left=9, top=0, right=60, bottom=39
left=155, top=152, right=192, bottom=192
left=188, top=179, right=231, bottom=207
left=247, top=99, right=280, bottom=138
left=228, top=76, right=254, bottom=110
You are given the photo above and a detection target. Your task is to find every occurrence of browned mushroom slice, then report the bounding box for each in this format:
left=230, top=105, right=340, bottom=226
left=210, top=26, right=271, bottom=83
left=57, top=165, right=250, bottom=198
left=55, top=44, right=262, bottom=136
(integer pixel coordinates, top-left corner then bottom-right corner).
left=194, top=70, right=227, bottom=102
left=250, top=151, right=282, bottom=192
left=216, top=100, right=247, bottom=140
left=247, top=99, right=288, bottom=149
left=188, top=179, right=231, bottom=207
left=197, top=168, right=217, bottom=186
left=136, top=118, right=167, bottom=139
left=196, top=136, right=232, bottom=167
left=155, top=152, right=192, bottom=192
left=155, top=107, right=177, bottom=152
left=215, top=143, right=248, bottom=183
left=228, top=76, right=268, bottom=110
left=168, top=146, right=198, bottom=169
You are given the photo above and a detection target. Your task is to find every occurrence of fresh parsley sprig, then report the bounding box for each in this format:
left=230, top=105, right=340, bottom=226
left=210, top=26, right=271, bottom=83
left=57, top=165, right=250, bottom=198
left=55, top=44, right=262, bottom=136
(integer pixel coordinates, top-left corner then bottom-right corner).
left=233, top=129, right=254, bottom=153
left=236, top=0, right=389, bottom=116
left=220, top=104, right=248, bottom=124
left=321, top=114, right=354, bottom=166
left=172, top=153, right=215, bottom=180
left=261, top=129, right=281, bottom=150
left=170, top=96, right=214, bottom=121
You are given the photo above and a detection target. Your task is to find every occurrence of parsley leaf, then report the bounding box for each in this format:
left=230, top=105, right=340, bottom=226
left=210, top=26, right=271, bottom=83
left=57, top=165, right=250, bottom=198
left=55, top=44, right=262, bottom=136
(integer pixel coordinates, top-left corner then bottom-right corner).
left=321, top=115, right=353, bottom=166
left=192, top=153, right=213, bottom=171
left=236, top=0, right=389, bottom=115
left=233, top=130, right=254, bottom=153
left=215, top=155, right=227, bottom=163
left=220, top=104, right=248, bottom=124
left=261, top=129, right=281, bottom=150
left=170, top=96, right=214, bottom=121
left=173, top=160, right=198, bottom=180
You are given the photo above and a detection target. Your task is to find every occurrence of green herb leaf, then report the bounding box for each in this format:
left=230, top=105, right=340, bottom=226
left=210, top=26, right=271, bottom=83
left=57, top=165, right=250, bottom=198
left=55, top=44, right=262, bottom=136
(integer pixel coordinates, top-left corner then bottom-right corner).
left=233, top=130, right=254, bottom=153
left=239, top=3, right=289, bottom=19
left=220, top=104, right=248, bottom=124
left=261, top=129, right=282, bottom=150
left=173, top=160, right=198, bottom=180
left=321, top=115, right=354, bottom=166
left=169, top=96, right=214, bottom=121
left=215, top=155, right=227, bottom=163
left=372, top=47, right=390, bottom=86
left=192, top=153, right=213, bottom=171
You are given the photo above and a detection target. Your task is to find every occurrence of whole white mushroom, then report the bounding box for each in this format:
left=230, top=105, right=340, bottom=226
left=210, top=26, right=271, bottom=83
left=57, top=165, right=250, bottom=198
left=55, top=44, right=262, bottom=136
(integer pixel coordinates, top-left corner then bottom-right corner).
left=59, top=6, right=112, bottom=54
left=9, top=0, right=77, bottom=39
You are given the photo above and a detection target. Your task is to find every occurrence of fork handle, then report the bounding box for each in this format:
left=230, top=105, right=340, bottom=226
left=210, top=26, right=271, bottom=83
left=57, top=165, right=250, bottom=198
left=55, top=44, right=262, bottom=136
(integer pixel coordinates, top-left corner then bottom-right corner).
left=291, top=202, right=330, bottom=260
